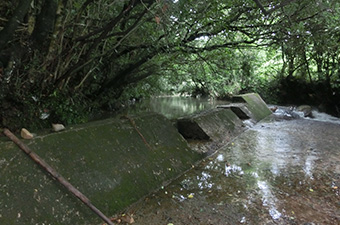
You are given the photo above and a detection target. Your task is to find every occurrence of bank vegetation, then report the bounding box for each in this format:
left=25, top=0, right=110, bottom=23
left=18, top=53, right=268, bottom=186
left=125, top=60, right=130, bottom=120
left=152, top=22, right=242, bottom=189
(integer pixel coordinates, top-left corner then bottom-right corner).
left=0, top=0, right=339, bottom=130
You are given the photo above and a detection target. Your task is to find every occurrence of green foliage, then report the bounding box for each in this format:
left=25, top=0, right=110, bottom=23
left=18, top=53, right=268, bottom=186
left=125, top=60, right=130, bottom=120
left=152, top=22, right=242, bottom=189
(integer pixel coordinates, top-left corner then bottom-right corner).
left=42, top=91, right=89, bottom=125
left=1, top=0, right=340, bottom=130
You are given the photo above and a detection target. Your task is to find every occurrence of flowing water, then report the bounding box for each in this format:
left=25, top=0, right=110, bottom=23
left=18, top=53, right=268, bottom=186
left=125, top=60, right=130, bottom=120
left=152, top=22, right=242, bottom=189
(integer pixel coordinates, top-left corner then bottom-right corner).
left=123, top=102, right=340, bottom=225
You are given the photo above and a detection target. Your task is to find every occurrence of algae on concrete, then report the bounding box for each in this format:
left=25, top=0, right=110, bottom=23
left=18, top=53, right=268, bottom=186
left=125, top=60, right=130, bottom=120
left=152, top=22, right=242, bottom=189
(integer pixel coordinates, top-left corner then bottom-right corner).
left=0, top=113, right=202, bottom=225
left=217, top=103, right=252, bottom=120
left=177, top=108, right=245, bottom=153
left=232, top=93, right=272, bottom=121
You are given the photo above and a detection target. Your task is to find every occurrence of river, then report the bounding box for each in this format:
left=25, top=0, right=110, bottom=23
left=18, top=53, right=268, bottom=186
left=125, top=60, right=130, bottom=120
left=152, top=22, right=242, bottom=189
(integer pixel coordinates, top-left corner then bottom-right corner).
left=125, top=96, right=229, bottom=119
left=121, top=98, right=340, bottom=225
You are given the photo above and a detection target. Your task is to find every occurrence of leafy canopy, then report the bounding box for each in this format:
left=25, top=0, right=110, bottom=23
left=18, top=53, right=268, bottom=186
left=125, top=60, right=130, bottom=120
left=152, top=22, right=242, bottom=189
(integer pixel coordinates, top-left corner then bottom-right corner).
left=1, top=0, right=340, bottom=129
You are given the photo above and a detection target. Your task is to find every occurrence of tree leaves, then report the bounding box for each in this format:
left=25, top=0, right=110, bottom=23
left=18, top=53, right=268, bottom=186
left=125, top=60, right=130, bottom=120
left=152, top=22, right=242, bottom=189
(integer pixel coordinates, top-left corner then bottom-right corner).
left=1, top=0, right=340, bottom=128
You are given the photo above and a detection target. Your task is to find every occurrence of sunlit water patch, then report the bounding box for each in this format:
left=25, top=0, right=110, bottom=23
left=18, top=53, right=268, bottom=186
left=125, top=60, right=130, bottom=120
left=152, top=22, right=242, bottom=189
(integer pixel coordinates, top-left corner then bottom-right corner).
left=257, top=180, right=282, bottom=220
left=224, top=164, right=244, bottom=177
left=128, top=107, right=340, bottom=225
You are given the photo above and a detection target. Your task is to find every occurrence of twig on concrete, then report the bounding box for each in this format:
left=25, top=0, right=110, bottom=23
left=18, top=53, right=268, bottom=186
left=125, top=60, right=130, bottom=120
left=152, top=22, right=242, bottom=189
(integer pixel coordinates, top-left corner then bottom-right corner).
left=2, top=128, right=114, bottom=225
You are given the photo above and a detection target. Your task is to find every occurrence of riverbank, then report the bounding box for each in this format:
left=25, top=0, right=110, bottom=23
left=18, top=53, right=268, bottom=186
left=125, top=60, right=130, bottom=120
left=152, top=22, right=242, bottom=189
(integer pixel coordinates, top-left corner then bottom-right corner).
left=0, top=93, right=272, bottom=224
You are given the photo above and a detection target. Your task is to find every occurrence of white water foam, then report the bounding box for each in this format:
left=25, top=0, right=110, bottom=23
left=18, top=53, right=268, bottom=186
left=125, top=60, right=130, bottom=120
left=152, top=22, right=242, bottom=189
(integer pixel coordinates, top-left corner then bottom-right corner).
left=307, top=110, right=340, bottom=124
left=269, top=105, right=340, bottom=124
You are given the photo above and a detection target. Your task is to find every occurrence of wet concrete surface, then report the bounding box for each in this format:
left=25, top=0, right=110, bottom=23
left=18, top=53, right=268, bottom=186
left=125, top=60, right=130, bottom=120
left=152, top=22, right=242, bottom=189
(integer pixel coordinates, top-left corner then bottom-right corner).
left=125, top=112, right=340, bottom=225
left=0, top=113, right=202, bottom=225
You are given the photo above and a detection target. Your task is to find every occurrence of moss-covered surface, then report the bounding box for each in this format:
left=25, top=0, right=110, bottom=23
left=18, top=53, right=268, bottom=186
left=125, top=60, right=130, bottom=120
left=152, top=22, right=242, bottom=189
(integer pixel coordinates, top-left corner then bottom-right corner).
left=192, top=108, right=244, bottom=141
left=217, top=103, right=252, bottom=120
left=0, top=113, right=202, bottom=224
left=178, top=108, right=244, bottom=141
left=232, top=93, right=272, bottom=121
left=177, top=108, right=245, bottom=153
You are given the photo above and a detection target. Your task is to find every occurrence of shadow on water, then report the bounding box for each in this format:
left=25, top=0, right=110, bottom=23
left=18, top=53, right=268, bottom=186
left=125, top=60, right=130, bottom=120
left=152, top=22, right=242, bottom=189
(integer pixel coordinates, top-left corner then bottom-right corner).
left=127, top=112, right=340, bottom=225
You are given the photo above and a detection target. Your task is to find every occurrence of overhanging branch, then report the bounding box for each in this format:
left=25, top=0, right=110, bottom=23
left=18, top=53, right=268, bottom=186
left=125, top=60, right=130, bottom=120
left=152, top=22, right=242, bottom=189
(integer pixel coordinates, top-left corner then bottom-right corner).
left=179, top=39, right=257, bottom=54
left=252, top=0, right=298, bottom=16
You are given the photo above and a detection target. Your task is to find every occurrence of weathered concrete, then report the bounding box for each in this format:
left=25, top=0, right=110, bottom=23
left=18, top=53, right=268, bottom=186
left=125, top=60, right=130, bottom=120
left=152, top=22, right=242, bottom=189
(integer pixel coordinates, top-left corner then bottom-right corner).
left=0, top=93, right=273, bottom=224
left=0, top=113, right=203, bottom=225
left=217, top=103, right=253, bottom=120
left=232, top=93, right=272, bottom=121
left=177, top=108, right=245, bottom=153
left=176, top=93, right=272, bottom=154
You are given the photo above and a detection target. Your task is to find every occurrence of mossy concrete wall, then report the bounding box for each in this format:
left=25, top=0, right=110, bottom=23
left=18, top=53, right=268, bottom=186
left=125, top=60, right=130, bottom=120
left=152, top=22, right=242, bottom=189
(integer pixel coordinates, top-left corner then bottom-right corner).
left=232, top=93, right=272, bottom=121
left=176, top=93, right=272, bottom=154
left=217, top=103, right=253, bottom=120
left=177, top=108, right=245, bottom=153
left=0, top=113, right=202, bottom=225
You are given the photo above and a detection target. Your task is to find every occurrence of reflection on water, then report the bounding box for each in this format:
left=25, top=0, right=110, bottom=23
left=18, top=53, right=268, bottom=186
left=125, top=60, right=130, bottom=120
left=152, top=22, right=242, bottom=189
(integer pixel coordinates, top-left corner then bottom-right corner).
left=130, top=112, right=340, bottom=225
left=257, top=180, right=282, bottom=220
left=197, top=172, right=213, bottom=189
left=128, top=96, right=228, bottom=119
left=303, top=151, right=318, bottom=179
left=225, top=164, right=244, bottom=177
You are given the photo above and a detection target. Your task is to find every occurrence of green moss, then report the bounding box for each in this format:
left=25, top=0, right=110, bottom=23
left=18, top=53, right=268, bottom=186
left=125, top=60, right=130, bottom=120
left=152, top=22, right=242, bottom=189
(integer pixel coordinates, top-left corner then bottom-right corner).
left=0, top=113, right=202, bottom=224
left=232, top=93, right=272, bottom=121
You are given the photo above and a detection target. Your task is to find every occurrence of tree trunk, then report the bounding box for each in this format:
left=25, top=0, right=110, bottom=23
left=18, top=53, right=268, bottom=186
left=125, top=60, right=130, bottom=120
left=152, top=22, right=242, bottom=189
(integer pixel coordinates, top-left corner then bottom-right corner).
left=31, top=0, right=58, bottom=50
left=0, top=0, right=31, bottom=51
left=288, top=55, right=295, bottom=77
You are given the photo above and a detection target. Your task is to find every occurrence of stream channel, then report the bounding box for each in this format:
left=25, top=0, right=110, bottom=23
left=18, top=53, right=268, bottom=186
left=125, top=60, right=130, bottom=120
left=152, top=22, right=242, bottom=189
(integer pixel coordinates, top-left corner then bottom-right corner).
left=121, top=97, right=340, bottom=225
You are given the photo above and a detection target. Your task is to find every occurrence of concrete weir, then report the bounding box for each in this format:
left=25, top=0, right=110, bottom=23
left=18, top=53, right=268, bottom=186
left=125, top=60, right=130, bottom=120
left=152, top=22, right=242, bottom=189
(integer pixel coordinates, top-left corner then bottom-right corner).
left=177, top=93, right=272, bottom=153
left=231, top=92, right=272, bottom=121
left=0, top=93, right=271, bottom=224
left=177, top=108, right=246, bottom=153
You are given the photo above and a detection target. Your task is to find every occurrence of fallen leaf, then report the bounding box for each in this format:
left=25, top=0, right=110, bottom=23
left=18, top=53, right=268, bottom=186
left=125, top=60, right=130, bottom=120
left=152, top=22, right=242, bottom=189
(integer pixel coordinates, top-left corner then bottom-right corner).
left=121, top=214, right=134, bottom=224
left=188, top=193, right=194, bottom=199
left=110, top=214, right=134, bottom=224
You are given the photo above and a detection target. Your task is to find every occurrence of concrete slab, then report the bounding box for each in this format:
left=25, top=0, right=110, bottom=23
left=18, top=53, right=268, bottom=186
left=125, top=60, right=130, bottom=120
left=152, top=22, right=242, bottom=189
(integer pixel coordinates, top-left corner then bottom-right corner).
left=232, top=93, right=272, bottom=121
left=177, top=108, right=245, bottom=153
left=217, top=103, right=253, bottom=120
left=0, top=113, right=203, bottom=225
